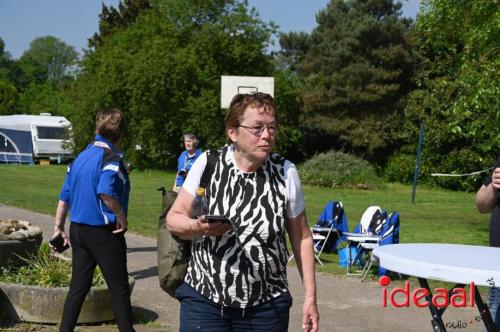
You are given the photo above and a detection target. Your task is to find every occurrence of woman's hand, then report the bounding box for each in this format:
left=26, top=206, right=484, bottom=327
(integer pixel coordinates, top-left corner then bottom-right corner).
left=302, top=295, right=319, bottom=332
left=190, top=216, right=231, bottom=237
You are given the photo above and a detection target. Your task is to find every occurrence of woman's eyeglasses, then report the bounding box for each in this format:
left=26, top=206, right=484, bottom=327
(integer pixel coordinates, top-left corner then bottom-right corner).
left=239, top=123, right=277, bottom=137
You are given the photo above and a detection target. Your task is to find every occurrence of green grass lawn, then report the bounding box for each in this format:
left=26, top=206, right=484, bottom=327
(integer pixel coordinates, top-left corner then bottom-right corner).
left=0, top=164, right=490, bottom=275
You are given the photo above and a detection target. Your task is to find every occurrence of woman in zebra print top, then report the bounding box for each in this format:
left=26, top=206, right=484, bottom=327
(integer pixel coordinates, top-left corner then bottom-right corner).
left=167, top=93, right=319, bottom=332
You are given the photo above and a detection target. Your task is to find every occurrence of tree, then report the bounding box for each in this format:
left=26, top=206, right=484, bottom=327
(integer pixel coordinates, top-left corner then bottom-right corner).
left=88, top=0, right=152, bottom=49
left=0, top=38, right=13, bottom=82
left=0, top=80, right=18, bottom=115
left=276, top=31, right=311, bottom=72
left=273, top=70, right=305, bottom=163
left=18, top=36, right=78, bottom=87
left=293, top=0, right=414, bottom=161
left=71, top=0, right=277, bottom=169
left=0, top=38, right=22, bottom=113
left=396, top=0, right=500, bottom=191
left=17, top=83, right=74, bottom=118
left=0, top=38, right=23, bottom=89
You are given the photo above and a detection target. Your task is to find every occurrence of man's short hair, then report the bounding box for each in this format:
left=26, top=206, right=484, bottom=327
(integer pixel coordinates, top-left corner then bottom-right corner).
left=96, top=108, right=125, bottom=142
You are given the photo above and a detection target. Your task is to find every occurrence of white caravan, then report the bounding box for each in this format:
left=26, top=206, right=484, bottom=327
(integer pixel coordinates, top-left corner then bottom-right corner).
left=0, top=114, right=73, bottom=164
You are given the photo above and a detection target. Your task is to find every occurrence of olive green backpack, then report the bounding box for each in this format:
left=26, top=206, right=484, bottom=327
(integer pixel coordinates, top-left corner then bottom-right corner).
left=157, top=150, right=219, bottom=297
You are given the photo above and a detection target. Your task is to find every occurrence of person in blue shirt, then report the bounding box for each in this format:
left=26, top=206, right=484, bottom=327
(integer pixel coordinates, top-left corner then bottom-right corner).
left=50, top=108, right=135, bottom=332
left=172, top=133, right=202, bottom=192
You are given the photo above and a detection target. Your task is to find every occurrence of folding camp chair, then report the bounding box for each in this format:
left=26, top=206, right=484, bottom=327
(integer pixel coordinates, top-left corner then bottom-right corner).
left=311, top=201, right=349, bottom=263
left=358, top=211, right=401, bottom=281
left=289, top=200, right=348, bottom=266
left=344, top=206, right=386, bottom=276
left=373, top=211, right=401, bottom=278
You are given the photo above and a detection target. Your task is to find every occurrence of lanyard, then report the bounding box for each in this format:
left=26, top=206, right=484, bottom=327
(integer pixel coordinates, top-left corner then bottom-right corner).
left=183, top=152, right=196, bottom=169
left=94, top=141, right=111, bottom=150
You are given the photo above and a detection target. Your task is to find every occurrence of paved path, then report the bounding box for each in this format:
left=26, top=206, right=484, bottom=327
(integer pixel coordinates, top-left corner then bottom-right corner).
left=0, top=204, right=484, bottom=331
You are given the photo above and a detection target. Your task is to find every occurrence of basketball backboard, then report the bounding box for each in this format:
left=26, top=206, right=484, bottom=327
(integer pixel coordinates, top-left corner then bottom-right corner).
left=220, top=75, right=274, bottom=108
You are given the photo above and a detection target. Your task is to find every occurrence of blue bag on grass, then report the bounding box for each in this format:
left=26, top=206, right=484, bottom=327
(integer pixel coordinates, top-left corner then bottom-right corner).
left=338, top=247, right=364, bottom=268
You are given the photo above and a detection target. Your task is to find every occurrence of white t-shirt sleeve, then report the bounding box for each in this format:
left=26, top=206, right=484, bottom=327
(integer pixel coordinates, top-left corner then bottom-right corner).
left=285, top=161, right=305, bottom=219
left=181, top=152, right=207, bottom=196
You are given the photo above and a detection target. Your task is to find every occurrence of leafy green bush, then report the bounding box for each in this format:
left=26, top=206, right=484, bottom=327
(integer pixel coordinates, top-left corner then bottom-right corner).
left=298, top=150, right=383, bottom=189
left=0, top=243, right=105, bottom=287
left=384, top=153, right=416, bottom=184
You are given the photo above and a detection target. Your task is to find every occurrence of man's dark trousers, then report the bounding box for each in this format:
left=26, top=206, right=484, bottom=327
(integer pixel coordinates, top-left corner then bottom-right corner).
left=60, top=222, right=134, bottom=332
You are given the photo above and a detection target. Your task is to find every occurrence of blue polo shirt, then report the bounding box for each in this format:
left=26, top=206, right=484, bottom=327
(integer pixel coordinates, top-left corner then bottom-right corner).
left=59, top=135, right=130, bottom=226
left=176, top=149, right=202, bottom=187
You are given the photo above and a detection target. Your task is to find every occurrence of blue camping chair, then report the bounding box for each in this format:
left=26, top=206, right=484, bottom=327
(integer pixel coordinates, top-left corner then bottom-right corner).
left=345, top=206, right=387, bottom=277
left=352, top=206, right=387, bottom=235
left=377, top=211, right=400, bottom=276
left=311, top=201, right=349, bottom=263
left=356, top=210, right=401, bottom=280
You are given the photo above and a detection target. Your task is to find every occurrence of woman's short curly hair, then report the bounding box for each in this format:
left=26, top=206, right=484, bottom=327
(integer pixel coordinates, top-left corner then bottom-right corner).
left=224, top=92, right=277, bottom=144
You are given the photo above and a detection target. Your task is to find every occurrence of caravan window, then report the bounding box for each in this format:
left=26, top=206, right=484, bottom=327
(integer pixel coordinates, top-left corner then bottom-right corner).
left=0, top=134, right=17, bottom=152
left=36, top=126, right=66, bottom=140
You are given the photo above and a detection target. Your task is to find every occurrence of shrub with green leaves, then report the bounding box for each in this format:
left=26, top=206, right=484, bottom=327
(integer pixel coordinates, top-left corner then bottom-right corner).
left=384, top=153, right=416, bottom=184
left=298, top=150, right=383, bottom=189
left=0, top=243, right=105, bottom=287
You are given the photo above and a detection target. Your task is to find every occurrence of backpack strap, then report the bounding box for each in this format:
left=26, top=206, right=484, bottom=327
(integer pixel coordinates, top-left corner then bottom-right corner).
left=199, top=150, right=219, bottom=189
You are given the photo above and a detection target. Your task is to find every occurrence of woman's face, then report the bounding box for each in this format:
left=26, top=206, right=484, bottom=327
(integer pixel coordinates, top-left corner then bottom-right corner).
left=184, top=137, right=196, bottom=153
left=227, top=105, right=277, bottom=164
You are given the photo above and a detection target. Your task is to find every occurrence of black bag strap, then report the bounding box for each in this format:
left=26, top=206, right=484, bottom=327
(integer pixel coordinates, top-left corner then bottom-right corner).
left=199, top=150, right=219, bottom=189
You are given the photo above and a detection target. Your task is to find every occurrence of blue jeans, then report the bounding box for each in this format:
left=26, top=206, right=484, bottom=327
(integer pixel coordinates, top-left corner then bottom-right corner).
left=487, top=287, right=500, bottom=332
left=176, top=282, right=292, bottom=332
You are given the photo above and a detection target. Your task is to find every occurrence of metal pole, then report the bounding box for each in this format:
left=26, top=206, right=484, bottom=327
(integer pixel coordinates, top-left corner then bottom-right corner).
left=412, top=123, right=425, bottom=204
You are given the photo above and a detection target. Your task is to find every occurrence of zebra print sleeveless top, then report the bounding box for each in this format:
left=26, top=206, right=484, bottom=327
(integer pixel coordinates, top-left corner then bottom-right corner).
left=185, top=145, right=290, bottom=308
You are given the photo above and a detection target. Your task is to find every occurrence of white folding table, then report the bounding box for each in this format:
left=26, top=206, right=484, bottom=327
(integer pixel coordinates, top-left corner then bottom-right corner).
left=343, top=232, right=381, bottom=243
left=373, top=243, right=500, bottom=332
left=343, top=232, right=381, bottom=276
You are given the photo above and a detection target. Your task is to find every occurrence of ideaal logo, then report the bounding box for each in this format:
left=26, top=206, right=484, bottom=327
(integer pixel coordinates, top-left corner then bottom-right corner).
left=379, top=276, right=475, bottom=308
left=441, top=277, right=495, bottom=329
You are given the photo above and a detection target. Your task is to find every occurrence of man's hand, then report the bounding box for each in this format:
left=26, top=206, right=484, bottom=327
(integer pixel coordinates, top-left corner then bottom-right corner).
left=113, top=212, right=128, bottom=234
left=492, top=167, right=500, bottom=189
left=476, top=167, right=500, bottom=213
left=51, top=200, right=70, bottom=251
left=49, top=226, right=69, bottom=252
left=99, top=194, right=128, bottom=234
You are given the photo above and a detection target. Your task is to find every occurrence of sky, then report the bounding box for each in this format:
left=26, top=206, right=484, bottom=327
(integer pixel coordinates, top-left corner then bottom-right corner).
left=0, top=0, right=420, bottom=60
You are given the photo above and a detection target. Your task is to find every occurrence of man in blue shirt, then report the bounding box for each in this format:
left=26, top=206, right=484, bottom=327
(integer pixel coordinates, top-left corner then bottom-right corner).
left=51, top=108, right=134, bottom=332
